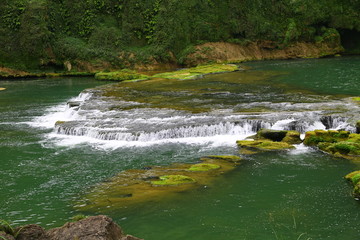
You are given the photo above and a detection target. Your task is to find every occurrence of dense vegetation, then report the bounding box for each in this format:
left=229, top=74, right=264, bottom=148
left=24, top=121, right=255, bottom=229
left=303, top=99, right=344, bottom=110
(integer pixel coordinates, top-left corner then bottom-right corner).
left=0, top=0, right=360, bottom=70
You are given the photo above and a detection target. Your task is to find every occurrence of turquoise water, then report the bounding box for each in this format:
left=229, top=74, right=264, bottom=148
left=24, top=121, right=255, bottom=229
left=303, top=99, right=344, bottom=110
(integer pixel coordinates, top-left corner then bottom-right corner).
left=1, top=57, right=360, bottom=239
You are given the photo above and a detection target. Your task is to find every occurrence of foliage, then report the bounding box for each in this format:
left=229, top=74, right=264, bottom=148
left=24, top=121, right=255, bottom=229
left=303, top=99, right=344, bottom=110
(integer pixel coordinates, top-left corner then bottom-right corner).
left=0, top=0, right=360, bottom=69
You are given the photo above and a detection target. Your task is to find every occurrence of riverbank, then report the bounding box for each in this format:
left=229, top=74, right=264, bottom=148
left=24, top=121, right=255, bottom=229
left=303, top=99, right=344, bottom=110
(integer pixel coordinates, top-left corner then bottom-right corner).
left=0, top=40, right=344, bottom=80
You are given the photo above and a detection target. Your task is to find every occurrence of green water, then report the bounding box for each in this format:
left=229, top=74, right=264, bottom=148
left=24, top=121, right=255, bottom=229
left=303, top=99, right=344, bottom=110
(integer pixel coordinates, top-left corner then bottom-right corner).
left=1, top=57, right=360, bottom=239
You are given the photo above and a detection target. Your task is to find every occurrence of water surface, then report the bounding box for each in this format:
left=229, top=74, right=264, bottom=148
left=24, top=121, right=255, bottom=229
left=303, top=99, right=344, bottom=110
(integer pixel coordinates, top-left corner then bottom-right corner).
left=1, top=57, right=360, bottom=239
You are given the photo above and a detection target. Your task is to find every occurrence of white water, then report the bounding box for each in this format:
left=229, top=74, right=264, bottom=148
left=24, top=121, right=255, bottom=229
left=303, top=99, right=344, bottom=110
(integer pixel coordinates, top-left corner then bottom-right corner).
left=28, top=88, right=358, bottom=150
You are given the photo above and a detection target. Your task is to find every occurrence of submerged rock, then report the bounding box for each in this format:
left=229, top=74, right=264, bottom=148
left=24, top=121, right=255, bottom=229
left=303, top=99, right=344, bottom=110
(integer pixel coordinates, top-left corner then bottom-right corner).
left=189, top=163, right=221, bottom=171
left=200, top=155, right=242, bottom=163
left=75, top=155, right=241, bottom=211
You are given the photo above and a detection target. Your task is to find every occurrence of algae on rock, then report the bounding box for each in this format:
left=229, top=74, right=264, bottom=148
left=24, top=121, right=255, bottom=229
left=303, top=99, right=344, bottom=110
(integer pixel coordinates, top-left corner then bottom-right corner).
left=75, top=155, right=242, bottom=212
left=237, top=140, right=295, bottom=154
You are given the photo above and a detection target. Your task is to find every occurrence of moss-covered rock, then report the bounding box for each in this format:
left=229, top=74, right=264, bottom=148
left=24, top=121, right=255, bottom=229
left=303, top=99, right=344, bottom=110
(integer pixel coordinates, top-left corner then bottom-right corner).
left=237, top=140, right=295, bottom=154
left=151, top=175, right=196, bottom=186
left=189, top=163, right=220, bottom=172
left=255, top=129, right=302, bottom=144
left=95, top=69, right=149, bottom=82
left=151, top=64, right=238, bottom=80
left=200, top=155, right=242, bottom=163
left=345, top=170, right=360, bottom=199
left=303, top=130, right=350, bottom=146
left=345, top=171, right=360, bottom=185
left=305, top=130, right=360, bottom=160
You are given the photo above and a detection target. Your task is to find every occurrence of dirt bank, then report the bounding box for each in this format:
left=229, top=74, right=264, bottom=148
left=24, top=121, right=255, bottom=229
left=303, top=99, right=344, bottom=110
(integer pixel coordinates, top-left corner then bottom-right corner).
left=183, top=40, right=344, bottom=66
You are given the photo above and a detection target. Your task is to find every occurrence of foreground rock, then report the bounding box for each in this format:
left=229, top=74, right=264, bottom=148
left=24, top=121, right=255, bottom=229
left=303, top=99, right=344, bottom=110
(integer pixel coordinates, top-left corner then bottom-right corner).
left=5, top=216, right=142, bottom=240
left=237, top=129, right=300, bottom=154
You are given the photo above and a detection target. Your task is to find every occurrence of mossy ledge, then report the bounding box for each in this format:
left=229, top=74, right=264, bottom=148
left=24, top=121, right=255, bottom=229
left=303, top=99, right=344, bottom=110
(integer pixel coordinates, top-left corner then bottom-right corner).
left=304, top=130, right=360, bottom=160
left=75, top=155, right=242, bottom=212
left=237, top=140, right=295, bottom=154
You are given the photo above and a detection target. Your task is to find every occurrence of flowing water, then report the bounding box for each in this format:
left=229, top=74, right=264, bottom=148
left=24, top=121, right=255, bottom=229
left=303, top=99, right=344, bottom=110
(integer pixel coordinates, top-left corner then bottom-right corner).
left=1, top=57, right=360, bottom=239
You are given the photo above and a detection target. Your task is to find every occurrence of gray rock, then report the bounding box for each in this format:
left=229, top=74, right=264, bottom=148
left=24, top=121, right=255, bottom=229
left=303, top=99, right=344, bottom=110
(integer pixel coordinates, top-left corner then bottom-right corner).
left=46, top=215, right=123, bottom=240
left=0, top=231, right=15, bottom=240
left=15, top=224, right=46, bottom=240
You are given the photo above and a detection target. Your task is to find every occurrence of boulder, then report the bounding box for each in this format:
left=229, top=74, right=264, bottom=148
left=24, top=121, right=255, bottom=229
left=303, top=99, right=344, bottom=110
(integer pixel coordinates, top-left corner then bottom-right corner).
left=15, top=224, right=46, bottom=240
left=46, top=215, right=124, bottom=240
left=0, top=231, right=15, bottom=240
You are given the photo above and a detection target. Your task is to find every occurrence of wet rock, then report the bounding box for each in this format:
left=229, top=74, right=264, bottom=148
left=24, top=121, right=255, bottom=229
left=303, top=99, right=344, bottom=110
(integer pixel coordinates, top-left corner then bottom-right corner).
left=0, top=231, right=15, bottom=240
left=151, top=175, right=196, bottom=186
left=67, top=101, right=81, bottom=108
left=200, top=155, right=242, bottom=163
left=255, top=129, right=302, bottom=144
left=356, top=121, right=360, bottom=134
left=189, top=163, right=220, bottom=171
left=237, top=140, right=295, bottom=154
left=46, top=215, right=124, bottom=240
left=15, top=224, right=46, bottom=240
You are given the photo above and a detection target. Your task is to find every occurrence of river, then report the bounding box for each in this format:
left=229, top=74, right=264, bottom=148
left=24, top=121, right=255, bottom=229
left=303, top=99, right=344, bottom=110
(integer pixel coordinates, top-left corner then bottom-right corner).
left=1, top=56, right=360, bottom=239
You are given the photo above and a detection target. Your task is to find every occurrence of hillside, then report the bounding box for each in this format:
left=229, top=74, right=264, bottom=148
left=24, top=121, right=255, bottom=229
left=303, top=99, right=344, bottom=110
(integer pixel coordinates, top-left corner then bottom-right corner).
left=0, top=0, right=359, bottom=72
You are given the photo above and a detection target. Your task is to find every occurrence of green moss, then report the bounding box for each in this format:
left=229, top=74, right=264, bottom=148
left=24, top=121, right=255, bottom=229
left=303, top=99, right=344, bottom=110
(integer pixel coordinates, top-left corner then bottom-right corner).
left=201, top=155, right=242, bottom=162
left=189, top=163, right=220, bottom=172
left=303, top=130, right=350, bottom=146
left=95, top=69, right=149, bottom=82
left=152, top=64, right=238, bottom=80
left=151, top=175, right=196, bottom=186
left=237, top=140, right=295, bottom=153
